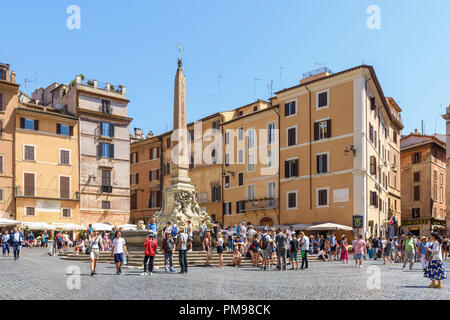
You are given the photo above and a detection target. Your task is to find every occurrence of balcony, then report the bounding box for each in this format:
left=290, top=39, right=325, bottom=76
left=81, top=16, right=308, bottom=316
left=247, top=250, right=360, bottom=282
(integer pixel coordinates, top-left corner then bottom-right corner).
left=15, top=187, right=79, bottom=201
left=243, top=198, right=278, bottom=212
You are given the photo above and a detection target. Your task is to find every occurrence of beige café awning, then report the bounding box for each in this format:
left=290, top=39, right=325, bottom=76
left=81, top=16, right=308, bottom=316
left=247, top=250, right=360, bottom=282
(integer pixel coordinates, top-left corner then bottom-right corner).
left=307, top=223, right=353, bottom=231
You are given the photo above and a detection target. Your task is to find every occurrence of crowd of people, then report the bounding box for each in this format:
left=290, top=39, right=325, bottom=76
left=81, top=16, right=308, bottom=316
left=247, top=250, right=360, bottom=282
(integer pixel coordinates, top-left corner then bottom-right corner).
left=2, top=219, right=448, bottom=288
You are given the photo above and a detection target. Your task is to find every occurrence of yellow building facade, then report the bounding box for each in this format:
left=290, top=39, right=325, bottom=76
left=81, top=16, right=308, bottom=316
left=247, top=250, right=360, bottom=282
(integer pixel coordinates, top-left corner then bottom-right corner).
left=15, top=103, right=80, bottom=224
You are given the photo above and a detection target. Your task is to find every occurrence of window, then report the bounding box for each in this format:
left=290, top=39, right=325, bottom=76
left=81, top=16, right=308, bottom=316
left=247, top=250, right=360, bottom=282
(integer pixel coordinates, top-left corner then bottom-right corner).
left=224, top=202, right=232, bottom=215
left=317, top=91, right=328, bottom=108
left=247, top=185, right=255, bottom=200
left=20, top=118, right=39, bottom=131
left=62, top=208, right=71, bottom=218
left=237, top=201, right=245, bottom=213
left=148, top=191, right=161, bottom=208
left=238, top=172, right=244, bottom=186
left=268, top=182, right=276, bottom=206
left=189, top=129, right=194, bottom=142
left=0, top=120, right=3, bottom=137
left=56, top=123, right=73, bottom=136
left=0, top=155, right=3, bottom=174
left=189, top=155, right=194, bottom=169
left=268, top=122, right=276, bottom=144
left=166, top=138, right=171, bottom=149
left=131, top=152, right=139, bottom=164
left=267, top=149, right=275, bottom=168
left=370, top=96, right=376, bottom=111
left=317, top=188, right=329, bottom=207
left=433, top=170, right=438, bottom=182
left=224, top=175, right=230, bottom=188
left=238, top=127, right=244, bottom=141
left=211, top=186, right=221, bottom=202
left=287, top=192, right=297, bottom=209
left=24, top=145, right=35, bottom=161
left=247, top=129, right=256, bottom=149
left=370, top=156, right=377, bottom=175
left=212, top=120, right=220, bottom=130
left=412, top=152, right=421, bottom=164
left=25, top=207, right=35, bottom=216
left=149, top=169, right=159, bottom=182
left=285, top=159, right=298, bottom=178
left=149, top=147, right=159, bottom=160
left=287, top=127, right=296, bottom=146
left=393, top=131, right=398, bottom=143
left=253, top=106, right=258, bottom=112
left=440, top=187, right=444, bottom=204
left=412, top=208, right=420, bottom=218
left=99, top=143, right=114, bottom=159
left=164, top=163, right=171, bottom=176
left=314, top=120, right=331, bottom=140
left=24, top=173, right=35, bottom=197
left=225, top=153, right=230, bottom=166
left=370, top=191, right=378, bottom=207
left=433, top=183, right=437, bottom=201
left=413, top=186, right=420, bottom=201
left=102, top=201, right=111, bottom=209
left=211, top=149, right=217, bottom=164
left=60, top=150, right=70, bottom=165
left=0, top=70, right=5, bottom=81
left=101, top=122, right=114, bottom=137
left=224, top=132, right=230, bottom=145
left=247, top=153, right=256, bottom=172
left=284, top=101, right=296, bottom=116
left=316, top=153, right=328, bottom=174
left=102, top=170, right=112, bottom=193
left=0, top=189, right=3, bottom=201
left=0, top=93, right=3, bottom=112
left=130, top=173, right=139, bottom=185
left=60, top=176, right=70, bottom=199
left=238, top=149, right=244, bottom=164
left=440, top=173, right=444, bottom=185
left=101, top=100, right=111, bottom=114
left=130, top=193, right=137, bottom=210
left=369, top=123, right=374, bottom=142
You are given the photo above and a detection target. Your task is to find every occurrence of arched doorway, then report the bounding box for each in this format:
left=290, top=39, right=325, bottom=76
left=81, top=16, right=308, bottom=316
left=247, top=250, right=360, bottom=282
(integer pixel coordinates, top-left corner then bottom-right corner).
left=260, top=217, right=274, bottom=227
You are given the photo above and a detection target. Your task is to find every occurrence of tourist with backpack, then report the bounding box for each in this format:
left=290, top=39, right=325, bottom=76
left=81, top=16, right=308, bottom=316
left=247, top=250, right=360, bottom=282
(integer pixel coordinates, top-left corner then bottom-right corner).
left=2, top=231, right=10, bottom=256
left=162, top=232, right=175, bottom=273
left=55, top=231, right=64, bottom=255
left=260, top=227, right=271, bottom=271
left=171, top=223, right=179, bottom=238
left=198, top=220, right=207, bottom=246
left=176, top=223, right=192, bottom=274
left=142, top=231, right=158, bottom=276
left=88, top=230, right=103, bottom=276
left=274, top=229, right=287, bottom=271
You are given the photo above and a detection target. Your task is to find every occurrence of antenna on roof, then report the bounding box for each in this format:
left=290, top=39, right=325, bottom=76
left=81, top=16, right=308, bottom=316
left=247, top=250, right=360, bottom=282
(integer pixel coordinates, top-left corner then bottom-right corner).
left=213, top=75, right=225, bottom=111
left=266, top=80, right=273, bottom=99
left=421, top=120, right=425, bottom=135
left=23, top=70, right=39, bottom=91
left=279, top=66, right=286, bottom=90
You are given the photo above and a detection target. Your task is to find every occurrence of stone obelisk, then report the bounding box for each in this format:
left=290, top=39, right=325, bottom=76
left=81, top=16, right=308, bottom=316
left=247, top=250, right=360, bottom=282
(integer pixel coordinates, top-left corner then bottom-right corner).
left=155, top=55, right=209, bottom=230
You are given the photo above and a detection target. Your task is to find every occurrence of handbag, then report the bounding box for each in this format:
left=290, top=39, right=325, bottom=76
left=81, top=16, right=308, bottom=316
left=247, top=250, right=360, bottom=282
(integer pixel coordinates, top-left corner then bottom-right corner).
left=85, top=237, right=97, bottom=255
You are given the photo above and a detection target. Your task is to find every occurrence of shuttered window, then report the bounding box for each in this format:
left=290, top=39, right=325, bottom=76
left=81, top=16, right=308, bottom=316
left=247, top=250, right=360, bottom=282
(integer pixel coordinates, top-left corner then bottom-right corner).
left=287, top=127, right=296, bottom=146
left=24, top=145, right=35, bottom=161
left=414, top=186, right=420, bottom=201
left=285, top=160, right=298, bottom=178
left=318, top=189, right=328, bottom=206
left=24, top=173, right=35, bottom=197
left=238, top=172, right=244, bottom=186
left=0, top=155, right=3, bottom=174
left=370, top=156, right=377, bottom=175
left=318, top=92, right=328, bottom=108
left=284, top=101, right=296, bottom=116
left=288, top=192, right=297, bottom=208
left=317, top=154, right=328, bottom=174
left=60, top=176, right=70, bottom=199
left=60, top=150, right=70, bottom=165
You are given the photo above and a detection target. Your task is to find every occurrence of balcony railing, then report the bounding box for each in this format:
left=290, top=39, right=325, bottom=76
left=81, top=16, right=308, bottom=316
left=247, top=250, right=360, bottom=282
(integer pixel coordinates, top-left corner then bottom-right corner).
left=15, top=187, right=79, bottom=200
left=243, top=198, right=279, bottom=211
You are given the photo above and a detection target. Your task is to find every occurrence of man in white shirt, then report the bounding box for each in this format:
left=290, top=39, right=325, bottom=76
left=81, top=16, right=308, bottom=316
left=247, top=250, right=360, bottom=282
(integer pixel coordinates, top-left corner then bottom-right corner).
left=247, top=225, right=256, bottom=240
left=299, top=232, right=309, bottom=270
left=239, top=223, right=247, bottom=240
left=111, top=231, right=129, bottom=275
left=287, top=226, right=294, bottom=241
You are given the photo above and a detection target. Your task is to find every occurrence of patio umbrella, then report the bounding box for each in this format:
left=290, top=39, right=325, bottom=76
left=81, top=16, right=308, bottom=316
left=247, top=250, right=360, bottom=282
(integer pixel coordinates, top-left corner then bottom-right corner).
left=0, top=218, right=21, bottom=226
left=307, top=223, right=353, bottom=231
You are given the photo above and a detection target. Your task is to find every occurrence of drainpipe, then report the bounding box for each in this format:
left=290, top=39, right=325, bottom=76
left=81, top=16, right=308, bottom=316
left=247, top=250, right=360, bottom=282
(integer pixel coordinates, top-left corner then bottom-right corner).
left=271, top=106, right=281, bottom=225
left=305, top=85, right=312, bottom=210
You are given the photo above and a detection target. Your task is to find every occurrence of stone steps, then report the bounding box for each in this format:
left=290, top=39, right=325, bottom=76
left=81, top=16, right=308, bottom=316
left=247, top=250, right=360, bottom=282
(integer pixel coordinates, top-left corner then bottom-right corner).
left=60, top=250, right=320, bottom=269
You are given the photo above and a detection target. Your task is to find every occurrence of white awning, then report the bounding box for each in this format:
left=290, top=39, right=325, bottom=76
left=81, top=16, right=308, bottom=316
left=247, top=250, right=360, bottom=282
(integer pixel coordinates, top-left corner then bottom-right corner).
left=92, top=223, right=113, bottom=231
left=307, top=223, right=353, bottom=231
left=20, top=221, right=56, bottom=230
left=51, top=223, right=87, bottom=231
left=0, top=218, right=21, bottom=226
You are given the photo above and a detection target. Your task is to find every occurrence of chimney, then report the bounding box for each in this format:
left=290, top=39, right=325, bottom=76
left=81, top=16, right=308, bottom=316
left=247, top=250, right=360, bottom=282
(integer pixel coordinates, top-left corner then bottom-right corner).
left=414, top=128, right=419, bottom=134
left=120, top=85, right=126, bottom=96
left=134, top=128, right=142, bottom=139
left=106, top=83, right=111, bottom=91
left=10, top=71, right=16, bottom=84
left=93, top=80, right=98, bottom=89
left=147, top=130, right=153, bottom=138
left=75, top=75, right=82, bottom=84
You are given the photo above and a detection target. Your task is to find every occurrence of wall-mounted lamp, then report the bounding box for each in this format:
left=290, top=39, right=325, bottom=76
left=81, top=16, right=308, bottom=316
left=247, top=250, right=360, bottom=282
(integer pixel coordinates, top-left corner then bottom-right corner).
left=345, top=145, right=356, bottom=157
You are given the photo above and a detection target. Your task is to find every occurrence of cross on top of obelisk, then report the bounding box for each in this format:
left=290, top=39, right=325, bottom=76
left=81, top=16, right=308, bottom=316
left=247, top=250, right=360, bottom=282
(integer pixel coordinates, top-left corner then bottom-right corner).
left=176, top=43, right=184, bottom=67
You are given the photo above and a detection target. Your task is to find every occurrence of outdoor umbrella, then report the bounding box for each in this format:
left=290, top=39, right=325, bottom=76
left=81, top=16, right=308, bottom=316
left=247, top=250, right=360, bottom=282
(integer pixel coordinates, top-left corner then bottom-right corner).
left=307, top=223, right=353, bottom=231
left=118, top=224, right=137, bottom=231
left=51, top=223, right=87, bottom=231
left=20, top=221, right=56, bottom=230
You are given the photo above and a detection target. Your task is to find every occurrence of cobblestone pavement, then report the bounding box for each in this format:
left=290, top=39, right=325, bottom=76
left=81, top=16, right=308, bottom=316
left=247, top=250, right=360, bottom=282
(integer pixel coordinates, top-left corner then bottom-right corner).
left=0, top=248, right=449, bottom=300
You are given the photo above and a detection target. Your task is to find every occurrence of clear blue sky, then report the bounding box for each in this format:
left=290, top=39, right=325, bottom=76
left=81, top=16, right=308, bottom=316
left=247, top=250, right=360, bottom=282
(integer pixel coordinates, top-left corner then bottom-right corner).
left=1, top=0, right=449, bottom=136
